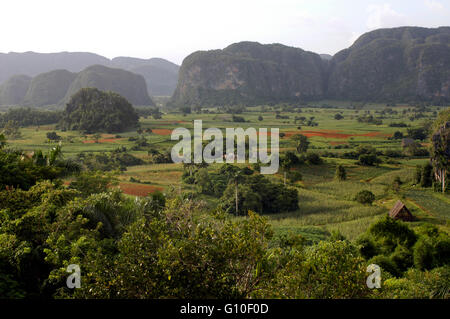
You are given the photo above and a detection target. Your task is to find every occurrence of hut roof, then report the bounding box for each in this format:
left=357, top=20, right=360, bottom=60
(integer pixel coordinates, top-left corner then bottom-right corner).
left=389, top=200, right=413, bottom=221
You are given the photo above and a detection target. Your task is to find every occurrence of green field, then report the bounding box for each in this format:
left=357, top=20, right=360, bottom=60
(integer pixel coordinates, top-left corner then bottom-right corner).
left=3, top=103, right=449, bottom=242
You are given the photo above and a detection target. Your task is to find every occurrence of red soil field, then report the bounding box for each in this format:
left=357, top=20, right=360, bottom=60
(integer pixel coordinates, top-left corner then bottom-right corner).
left=152, top=129, right=173, bottom=136
left=119, top=183, right=164, bottom=197
left=82, top=134, right=122, bottom=143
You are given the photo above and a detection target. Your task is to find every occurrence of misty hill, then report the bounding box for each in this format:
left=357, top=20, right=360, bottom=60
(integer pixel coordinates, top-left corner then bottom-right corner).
left=320, top=54, right=333, bottom=61
left=0, top=75, right=32, bottom=106
left=23, top=70, right=77, bottom=107
left=62, top=65, right=154, bottom=106
left=327, top=26, right=450, bottom=103
left=0, top=52, right=109, bottom=84
left=111, top=57, right=179, bottom=96
left=0, top=52, right=179, bottom=97
left=170, top=41, right=327, bottom=107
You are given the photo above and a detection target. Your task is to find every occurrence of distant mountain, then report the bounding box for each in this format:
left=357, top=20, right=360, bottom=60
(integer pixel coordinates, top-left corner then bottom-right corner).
left=327, top=26, right=450, bottom=102
left=0, top=52, right=109, bottom=84
left=170, top=27, right=450, bottom=106
left=0, top=75, right=32, bottom=106
left=62, top=65, right=154, bottom=106
left=0, top=52, right=179, bottom=98
left=111, top=57, right=179, bottom=96
left=23, top=70, right=77, bottom=107
left=170, top=41, right=327, bottom=107
left=320, top=54, right=333, bottom=61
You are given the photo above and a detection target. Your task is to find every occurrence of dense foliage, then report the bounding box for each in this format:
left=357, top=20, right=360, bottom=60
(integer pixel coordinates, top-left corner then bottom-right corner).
left=60, top=88, right=139, bottom=133
left=183, top=164, right=298, bottom=215
left=0, top=108, right=62, bottom=127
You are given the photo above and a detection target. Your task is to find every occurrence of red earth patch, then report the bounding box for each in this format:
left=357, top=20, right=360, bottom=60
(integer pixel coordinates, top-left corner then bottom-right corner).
left=152, top=129, right=173, bottom=136
left=119, top=183, right=164, bottom=197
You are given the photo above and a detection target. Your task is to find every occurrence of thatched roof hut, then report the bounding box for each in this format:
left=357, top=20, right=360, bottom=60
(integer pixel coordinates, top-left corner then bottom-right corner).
left=389, top=200, right=413, bottom=221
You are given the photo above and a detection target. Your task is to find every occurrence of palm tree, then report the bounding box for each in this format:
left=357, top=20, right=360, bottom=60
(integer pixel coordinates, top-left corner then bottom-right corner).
left=47, top=144, right=63, bottom=166
left=431, top=122, right=450, bottom=193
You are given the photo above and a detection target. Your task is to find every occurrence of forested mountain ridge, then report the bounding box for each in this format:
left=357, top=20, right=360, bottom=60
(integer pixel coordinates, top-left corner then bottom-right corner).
left=0, top=75, right=32, bottom=106
left=23, top=70, right=77, bottom=107
left=171, top=26, right=450, bottom=106
left=0, top=65, right=155, bottom=107
left=327, top=26, right=450, bottom=103
left=111, top=57, right=180, bottom=96
left=0, top=52, right=179, bottom=98
left=169, top=41, right=327, bottom=107
left=62, top=65, right=154, bottom=106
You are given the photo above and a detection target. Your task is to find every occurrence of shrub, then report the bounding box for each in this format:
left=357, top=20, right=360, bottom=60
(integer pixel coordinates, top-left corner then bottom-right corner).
left=46, top=132, right=62, bottom=141
left=368, top=255, right=400, bottom=277
left=354, top=190, right=375, bottom=205
left=287, top=171, right=302, bottom=183
left=305, top=152, right=323, bottom=165
left=420, top=163, right=433, bottom=187
left=358, top=154, right=381, bottom=166
left=335, top=164, right=346, bottom=181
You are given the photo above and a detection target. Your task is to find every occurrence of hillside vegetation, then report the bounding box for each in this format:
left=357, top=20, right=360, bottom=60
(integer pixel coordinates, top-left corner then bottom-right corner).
left=0, top=52, right=179, bottom=99
left=60, top=87, right=139, bottom=133
left=0, top=75, right=32, bottom=106
left=171, top=27, right=450, bottom=106
left=170, top=41, right=326, bottom=107
left=62, top=65, right=154, bottom=106
left=23, top=70, right=77, bottom=107
left=0, top=65, right=155, bottom=107
left=327, top=26, right=450, bottom=103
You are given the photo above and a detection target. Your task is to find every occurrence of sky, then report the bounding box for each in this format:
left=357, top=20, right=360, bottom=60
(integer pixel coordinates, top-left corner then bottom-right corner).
left=0, top=0, right=449, bottom=64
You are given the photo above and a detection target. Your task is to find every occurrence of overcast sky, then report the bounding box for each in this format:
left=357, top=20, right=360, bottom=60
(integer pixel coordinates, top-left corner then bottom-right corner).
left=1, top=0, right=449, bottom=64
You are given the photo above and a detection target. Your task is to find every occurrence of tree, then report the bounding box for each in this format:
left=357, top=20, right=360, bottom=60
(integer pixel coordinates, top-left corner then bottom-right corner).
left=354, top=190, right=375, bottom=205
left=195, top=168, right=213, bottom=195
left=407, top=127, right=428, bottom=141
left=392, top=131, right=404, bottom=140
left=280, top=152, right=299, bottom=185
left=1, top=120, right=22, bottom=139
left=335, top=164, right=347, bottom=181
left=292, top=134, right=309, bottom=153
left=219, top=172, right=298, bottom=215
left=430, top=121, right=449, bottom=193
left=258, top=115, right=263, bottom=121
left=358, top=154, right=380, bottom=166
left=259, top=241, right=369, bottom=299
left=420, top=162, right=433, bottom=187
left=69, top=171, right=118, bottom=197
left=60, top=88, right=139, bottom=133
left=46, top=131, right=61, bottom=141
left=180, top=106, right=191, bottom=115
left=92, top=133, right=102, bottom=144
left=0, top=134, right=6, bottom=149
left=334, top=113, right=344, bottom=120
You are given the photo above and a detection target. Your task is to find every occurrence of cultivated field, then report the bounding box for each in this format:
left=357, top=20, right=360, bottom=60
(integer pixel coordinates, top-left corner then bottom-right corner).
left=4, top=103, right=449, bottom=241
